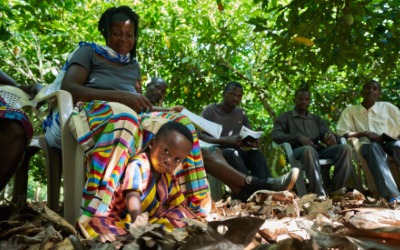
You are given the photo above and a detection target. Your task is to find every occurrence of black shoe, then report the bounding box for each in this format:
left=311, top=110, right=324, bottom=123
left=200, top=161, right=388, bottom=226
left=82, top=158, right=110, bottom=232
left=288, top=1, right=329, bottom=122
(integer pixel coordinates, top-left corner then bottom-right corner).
left=232, top=189, right=253, bottom=202
left=266, top=168, right=300, bottom=191
left=243, top=176, right=271, bottom=193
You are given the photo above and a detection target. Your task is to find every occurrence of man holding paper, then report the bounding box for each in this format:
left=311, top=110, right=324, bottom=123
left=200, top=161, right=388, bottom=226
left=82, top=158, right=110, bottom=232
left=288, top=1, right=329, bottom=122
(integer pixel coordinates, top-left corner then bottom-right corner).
left=337, top=80, right=400, bottom=205
left=200, top=81, right=299, bottom=192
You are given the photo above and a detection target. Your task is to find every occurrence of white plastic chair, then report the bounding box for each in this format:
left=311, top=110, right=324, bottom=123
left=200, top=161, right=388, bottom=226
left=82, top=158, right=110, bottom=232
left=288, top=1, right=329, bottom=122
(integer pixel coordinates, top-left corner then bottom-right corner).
left=0, top=85, right=51, bottom=203
left=347, top=137, right=400, bottom=199
left=35, top=86, right=85, bottom=225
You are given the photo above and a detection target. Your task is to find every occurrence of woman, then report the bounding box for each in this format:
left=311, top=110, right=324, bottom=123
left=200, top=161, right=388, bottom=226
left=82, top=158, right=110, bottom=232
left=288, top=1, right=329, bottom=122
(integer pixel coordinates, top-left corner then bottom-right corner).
left=53, top=6, right=210, bottom=237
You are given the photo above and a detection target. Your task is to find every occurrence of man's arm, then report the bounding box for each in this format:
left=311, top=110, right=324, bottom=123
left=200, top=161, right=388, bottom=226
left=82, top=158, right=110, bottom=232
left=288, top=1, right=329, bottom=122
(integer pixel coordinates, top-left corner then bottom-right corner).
left=337, top=107, right=365, bottom=139
left=270, top=113, right=301, bottom=146
left=317, top=116, right=338, bottom=146
left=199, top=107, right=242, bottom=146
left=0, top=70, right=19, bottom=87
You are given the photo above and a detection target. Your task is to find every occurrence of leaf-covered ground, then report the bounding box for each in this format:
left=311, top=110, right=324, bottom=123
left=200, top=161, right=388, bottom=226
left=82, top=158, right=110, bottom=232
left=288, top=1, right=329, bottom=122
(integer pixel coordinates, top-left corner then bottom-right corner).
left=1, top=189, right=400, bottom=250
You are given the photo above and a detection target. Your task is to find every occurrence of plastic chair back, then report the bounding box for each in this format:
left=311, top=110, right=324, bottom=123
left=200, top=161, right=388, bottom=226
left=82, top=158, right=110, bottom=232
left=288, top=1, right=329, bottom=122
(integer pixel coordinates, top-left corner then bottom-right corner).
left=36, top=86, right=85, bottom=225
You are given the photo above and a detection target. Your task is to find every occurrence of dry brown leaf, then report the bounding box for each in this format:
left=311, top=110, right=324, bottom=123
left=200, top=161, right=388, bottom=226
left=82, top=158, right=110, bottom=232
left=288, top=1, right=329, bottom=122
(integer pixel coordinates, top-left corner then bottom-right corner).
left=345, top=209, right=400, bottom=240
left=302, top=199, right=333, bottom=214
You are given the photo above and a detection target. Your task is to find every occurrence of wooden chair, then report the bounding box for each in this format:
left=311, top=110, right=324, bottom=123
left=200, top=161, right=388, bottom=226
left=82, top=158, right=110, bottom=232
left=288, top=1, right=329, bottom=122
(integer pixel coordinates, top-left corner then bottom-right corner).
left=347, top=137, right=400, bottom=199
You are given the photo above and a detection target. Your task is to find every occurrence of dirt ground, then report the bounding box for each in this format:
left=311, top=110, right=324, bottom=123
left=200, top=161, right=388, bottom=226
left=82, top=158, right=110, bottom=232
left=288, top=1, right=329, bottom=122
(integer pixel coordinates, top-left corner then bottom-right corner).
left=1, top=189, right=400, bottom=250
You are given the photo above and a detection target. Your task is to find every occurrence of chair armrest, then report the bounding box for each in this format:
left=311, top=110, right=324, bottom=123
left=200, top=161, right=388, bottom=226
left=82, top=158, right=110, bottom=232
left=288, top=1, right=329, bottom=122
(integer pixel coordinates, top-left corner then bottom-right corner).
left=35, top=88, right=74, bottom=128
left=0, top=84, right=38, bottom=110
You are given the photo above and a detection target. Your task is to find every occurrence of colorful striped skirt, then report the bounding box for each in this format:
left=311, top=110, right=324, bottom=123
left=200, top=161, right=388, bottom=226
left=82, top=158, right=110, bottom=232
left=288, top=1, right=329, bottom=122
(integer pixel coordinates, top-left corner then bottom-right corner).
left=70, top=101, right=210, bottom=238
left=0, top=96, right=33, bottom=140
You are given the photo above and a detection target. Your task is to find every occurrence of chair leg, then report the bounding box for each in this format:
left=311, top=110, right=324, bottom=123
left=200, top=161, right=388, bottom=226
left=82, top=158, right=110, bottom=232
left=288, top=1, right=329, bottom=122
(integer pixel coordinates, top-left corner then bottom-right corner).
left=36, top=135, right=63, bottom=212
left=388, top=157, right=400, bottom=188
left=321, top=166, right=332, bottom=191
left=46, top=148, right=62, bottom=211
left=295, top=170, right=307, bottom=197
left=350, top=163, right=364, bottom=192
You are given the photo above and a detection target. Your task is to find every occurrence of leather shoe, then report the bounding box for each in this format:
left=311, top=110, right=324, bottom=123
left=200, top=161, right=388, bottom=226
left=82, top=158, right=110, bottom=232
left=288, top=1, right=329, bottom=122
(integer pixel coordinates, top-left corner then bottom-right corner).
left=266, top=168, right=300, bottom=191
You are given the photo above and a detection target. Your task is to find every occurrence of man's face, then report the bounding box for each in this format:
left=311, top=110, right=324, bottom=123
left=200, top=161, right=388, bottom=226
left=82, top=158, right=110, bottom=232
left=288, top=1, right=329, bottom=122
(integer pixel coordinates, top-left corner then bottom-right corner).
left=223, top=86, right=243, bottom=108
left=145, top=85, right=163, bottom=105
left=361, top=82, right=381, bottom=102
left=294, top=91, right=311, bottom=112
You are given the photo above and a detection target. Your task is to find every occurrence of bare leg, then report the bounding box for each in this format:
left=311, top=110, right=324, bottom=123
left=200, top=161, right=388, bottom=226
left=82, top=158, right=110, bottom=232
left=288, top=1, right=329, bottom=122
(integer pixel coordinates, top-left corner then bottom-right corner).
left=0, top=120, right=27, bottom=191
left=202, top=147, right=300, bottom=201
left=202, top=147, right=246, bottom=195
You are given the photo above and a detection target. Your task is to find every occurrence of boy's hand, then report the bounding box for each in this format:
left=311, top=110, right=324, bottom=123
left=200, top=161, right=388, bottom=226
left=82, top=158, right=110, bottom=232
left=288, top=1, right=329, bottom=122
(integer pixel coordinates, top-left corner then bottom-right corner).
left=97, top=233, right=117, bottom=243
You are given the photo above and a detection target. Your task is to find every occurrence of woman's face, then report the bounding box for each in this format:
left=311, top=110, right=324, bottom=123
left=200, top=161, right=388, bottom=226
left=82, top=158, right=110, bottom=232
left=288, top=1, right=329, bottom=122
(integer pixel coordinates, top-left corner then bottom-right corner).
left=107, top=20, right=135, bottom=55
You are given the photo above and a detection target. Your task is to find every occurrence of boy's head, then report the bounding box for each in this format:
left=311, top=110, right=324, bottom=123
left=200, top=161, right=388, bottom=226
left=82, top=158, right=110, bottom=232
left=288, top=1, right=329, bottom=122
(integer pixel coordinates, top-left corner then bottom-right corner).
left=148, top=122, right=193, bottom=174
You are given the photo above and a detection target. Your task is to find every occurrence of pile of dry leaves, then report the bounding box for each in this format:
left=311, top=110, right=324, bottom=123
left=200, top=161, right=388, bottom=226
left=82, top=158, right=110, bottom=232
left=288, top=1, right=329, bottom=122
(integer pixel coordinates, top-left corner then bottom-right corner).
left=1, top=189, right=400, bottom=249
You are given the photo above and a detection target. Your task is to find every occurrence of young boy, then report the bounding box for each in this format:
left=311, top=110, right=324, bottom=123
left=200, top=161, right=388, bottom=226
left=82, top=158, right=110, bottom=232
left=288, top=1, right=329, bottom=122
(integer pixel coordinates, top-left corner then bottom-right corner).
left=80, top=121, right=199, bottom=241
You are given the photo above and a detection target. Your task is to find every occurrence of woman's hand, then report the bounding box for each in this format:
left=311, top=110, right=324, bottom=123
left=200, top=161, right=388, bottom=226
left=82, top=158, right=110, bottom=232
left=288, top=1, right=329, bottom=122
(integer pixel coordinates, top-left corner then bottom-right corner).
left=172, top=105, right=184, bottom=112
left=119, top=92, right=153, bottom=113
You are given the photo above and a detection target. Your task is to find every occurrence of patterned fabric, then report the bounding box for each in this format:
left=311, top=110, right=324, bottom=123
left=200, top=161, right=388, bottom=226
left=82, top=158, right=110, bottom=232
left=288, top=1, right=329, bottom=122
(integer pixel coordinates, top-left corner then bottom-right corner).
left=71, top=102, right=210, bottom=239
left=0, top=96, right=33, bottom=139
left=85, top=153, right=197, bottom=237
left=62, top=42, right=132, bottom=72
left=140, top=112, right=211, bottom=217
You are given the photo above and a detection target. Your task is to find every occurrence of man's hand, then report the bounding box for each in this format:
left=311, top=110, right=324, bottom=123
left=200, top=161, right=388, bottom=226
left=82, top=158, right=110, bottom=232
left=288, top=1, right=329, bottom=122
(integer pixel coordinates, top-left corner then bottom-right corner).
left=223, top=135, right=243, bottom=147
left=242, top=137, right=259, bottom=148
left=297, top=135, right=314, bottom=146
left=363, top=131, right=383, bottom=143
left=323, top=132, right=337, bottom=146
left=20, top=83, right=43, bottom=100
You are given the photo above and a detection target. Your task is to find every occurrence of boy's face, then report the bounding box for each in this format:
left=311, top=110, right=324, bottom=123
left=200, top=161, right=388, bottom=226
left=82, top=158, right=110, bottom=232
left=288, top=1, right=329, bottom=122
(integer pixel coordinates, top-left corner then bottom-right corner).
left=149, top=131, right=192, bottom=174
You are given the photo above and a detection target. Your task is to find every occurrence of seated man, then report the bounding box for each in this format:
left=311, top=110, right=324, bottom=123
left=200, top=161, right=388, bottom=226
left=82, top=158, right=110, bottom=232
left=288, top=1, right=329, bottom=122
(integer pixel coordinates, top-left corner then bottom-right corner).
left=145, top=78, right=299, bottom=201
left=144, top=77, right=167, bottom=106
left=199, top=81, right=299, bottom=193
left=337, top=80, right=400, bottom=206
left=271, top=87, right=352, bottom=199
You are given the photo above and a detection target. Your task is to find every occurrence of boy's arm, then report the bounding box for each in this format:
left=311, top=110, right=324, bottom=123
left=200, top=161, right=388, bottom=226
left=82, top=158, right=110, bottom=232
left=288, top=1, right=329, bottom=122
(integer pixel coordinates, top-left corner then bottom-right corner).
left=125, top=191, right=142, bottom=223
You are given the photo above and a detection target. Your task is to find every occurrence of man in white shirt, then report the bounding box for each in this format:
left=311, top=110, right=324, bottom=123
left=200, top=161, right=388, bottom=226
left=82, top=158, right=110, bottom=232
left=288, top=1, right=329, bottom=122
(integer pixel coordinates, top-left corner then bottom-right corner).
left=337, top=80, right=400, bottom=205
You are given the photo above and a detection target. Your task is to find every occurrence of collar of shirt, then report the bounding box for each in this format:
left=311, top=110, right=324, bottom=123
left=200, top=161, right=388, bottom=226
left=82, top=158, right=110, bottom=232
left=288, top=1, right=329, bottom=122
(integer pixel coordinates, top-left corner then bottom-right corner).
left=291, top=109, right=313, bottom=119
